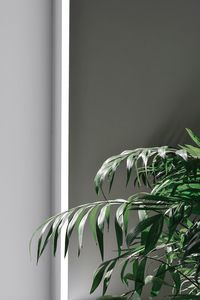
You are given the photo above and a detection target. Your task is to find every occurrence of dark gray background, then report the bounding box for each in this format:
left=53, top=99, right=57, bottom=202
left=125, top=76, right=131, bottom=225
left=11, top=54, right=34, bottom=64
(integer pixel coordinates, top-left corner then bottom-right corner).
left=69, top=1, right=200, bottom=299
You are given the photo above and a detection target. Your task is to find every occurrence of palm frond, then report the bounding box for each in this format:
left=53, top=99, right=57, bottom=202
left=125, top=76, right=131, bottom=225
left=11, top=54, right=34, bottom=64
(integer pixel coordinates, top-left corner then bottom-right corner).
left=94, top=146, right=189, bottom=195
left=31, top=128, right=200, bottom=299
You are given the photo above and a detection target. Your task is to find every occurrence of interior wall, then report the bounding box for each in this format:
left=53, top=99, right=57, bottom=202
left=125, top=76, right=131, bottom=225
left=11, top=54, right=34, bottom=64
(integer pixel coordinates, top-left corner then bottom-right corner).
left=69, top=1, right=200, bottom=299
left=0, top=1, right=52, bottom=299
left=51, top=0, right=62, bottom=299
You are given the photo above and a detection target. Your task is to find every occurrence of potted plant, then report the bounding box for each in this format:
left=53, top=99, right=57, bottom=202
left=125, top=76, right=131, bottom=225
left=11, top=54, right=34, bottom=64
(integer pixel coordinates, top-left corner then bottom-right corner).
left=31, top=128, right=200, bottom=299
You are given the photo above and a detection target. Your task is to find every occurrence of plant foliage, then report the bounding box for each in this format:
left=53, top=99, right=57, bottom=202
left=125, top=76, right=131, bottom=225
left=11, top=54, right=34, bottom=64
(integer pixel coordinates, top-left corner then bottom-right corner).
left=31, top=128, right=200, bottom=299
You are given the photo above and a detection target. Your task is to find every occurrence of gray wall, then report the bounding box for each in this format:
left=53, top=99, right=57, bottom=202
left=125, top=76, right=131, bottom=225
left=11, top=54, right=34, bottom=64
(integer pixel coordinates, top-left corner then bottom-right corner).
left=51, top=0, right=62, bottom=299
left=0, top=1, right=52, bottom=299
left=69, top=1, right=200, bottom=299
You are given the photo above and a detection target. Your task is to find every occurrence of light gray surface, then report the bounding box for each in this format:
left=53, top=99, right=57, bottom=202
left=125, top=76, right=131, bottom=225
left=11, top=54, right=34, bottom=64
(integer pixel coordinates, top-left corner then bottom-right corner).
left=0, top=1, right=52, bottom=299
left=69, top=1, right=200, bottom=299
left=51, top=0, right=62, bottom=299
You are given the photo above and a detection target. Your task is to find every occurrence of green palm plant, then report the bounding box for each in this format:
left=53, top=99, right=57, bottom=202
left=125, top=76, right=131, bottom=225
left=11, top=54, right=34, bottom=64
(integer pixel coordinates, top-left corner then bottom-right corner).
left=31, top=128, right=200, bottom=300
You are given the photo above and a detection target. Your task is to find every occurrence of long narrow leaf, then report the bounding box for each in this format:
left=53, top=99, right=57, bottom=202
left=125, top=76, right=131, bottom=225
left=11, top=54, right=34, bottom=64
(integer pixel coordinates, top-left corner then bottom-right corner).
left=186, top=128, right=200, bottom=147
left=144, top=214, right=164, bottom=254
left=103, top=260, right=117, bottom=295
left=151, top=264, right=167, bottom=297
left=90, top=261, right=111, bottom=294
left=126, top=214, right=162, bottom=246
left=78, top=208, right=94, bottom=256
left=135, top=258, right=147, bottom=295
left=115, top=217, right=123, bottom=256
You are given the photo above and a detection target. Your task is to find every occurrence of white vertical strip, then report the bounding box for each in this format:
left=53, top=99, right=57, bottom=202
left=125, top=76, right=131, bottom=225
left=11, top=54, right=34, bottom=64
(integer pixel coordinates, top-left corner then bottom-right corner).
left=61, top=0, right=69, bottom=299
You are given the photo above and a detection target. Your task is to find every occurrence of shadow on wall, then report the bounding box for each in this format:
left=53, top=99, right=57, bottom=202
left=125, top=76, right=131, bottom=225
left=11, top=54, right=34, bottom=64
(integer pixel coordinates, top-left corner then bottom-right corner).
left=147, top=78, right=200, bottom=147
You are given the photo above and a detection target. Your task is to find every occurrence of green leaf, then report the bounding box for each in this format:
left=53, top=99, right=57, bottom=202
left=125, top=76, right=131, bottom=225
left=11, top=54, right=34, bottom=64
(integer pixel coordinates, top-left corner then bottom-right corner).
left=115, top=217, right=123, bottom=256
left=135, top=258, right=147, bottom=295
left=38, top=222, right=53, bottom=259
left=158, top=146, right=167, bottom=159
left=175, top=149, right=188, bottom=160
left=170, top=270, right=181, bottom=295
left=78, top=208, right=93, bottom=256
left=64, top=208, right=84, bottom=256
left=108, top=160, right=121, bottom=192
left=52, top=212, right=71, bottom=257
left=30, top=211, right=67, bottom=260
left=186, top=128, right=200, bottom=147
left=52, top=216, right=65, bottom=256
left=120, top=259, right=129, bottom=285
left=182, top=144, right=200, bottom=157
left=134, top=159, right=141, bottom=186
left=124, top=206, right=130, bottom=236
left=98, top=205, right=110, bottom=230
left=151, top=264, right=167, bottom=297
left=67, top=208, right=84, bottom=238
left=126, top=153, right=135, bottom=185
left=126, top=214, right=163, bottom=246
left=121, top=259, right=140, bottom=286
left=64, top=223, right=69, bottom=257
left=34, top=217, right=55, bottom=263
left=168, top=204, right=184, bottom=241
left=96, top=220, right=104, bottom=260
left=132, top=259, right=139, bottom=280
left=116, top=203, right=127, bottom=230
left=138, top=149, right=151, bottom=178
left=115, top=203, right=129, bottom=254
left=90, top=261, right=111, bottom=294
left=94, top=154, right=124, bottom=194
left=105, top=205, right=111, bottom=231
left=89, top=205, right=100, bottom=243
left=96, top=205, right=110, bottom=260
left=144, top=214, right=164, bottom=254
left=103, top=260, right=117, bottom=295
